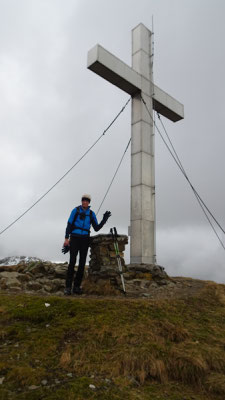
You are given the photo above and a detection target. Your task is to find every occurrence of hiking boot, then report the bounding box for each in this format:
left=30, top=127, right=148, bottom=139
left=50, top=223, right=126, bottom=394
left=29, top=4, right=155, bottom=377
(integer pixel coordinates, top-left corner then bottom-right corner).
left=72, top=286, right=83, bottom=295
left=64, top=288, right=71, bottom=296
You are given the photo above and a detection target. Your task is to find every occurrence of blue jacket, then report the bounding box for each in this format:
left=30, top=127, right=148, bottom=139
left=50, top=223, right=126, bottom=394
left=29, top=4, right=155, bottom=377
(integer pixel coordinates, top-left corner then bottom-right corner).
left=65, top=206, right=103, bottom=238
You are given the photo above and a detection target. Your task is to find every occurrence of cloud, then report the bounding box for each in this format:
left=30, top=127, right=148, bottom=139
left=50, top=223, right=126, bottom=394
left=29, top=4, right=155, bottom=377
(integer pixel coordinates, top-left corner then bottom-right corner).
left=157, top=227, right=225, bottom=284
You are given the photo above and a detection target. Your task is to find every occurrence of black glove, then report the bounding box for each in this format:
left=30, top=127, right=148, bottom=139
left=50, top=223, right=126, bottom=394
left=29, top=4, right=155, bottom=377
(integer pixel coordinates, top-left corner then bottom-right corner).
left=103, top=211, right=111, bottom=223
left=61, top=245, right=70, bottom=254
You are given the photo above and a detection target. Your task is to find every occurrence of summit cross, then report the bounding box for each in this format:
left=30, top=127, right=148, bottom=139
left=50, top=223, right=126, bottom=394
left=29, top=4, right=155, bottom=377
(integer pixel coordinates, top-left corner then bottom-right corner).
left=87, top=23, right=184, bottom=265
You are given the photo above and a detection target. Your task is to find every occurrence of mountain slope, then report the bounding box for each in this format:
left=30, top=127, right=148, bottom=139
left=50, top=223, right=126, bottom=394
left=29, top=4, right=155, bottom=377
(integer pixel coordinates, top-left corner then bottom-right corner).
left=0, top=281, right=225, bottom=399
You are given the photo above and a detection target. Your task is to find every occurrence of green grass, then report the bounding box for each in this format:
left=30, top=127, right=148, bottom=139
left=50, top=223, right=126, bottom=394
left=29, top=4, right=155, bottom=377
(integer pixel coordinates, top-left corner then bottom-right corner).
left=0, top=282, right=225, bottom=399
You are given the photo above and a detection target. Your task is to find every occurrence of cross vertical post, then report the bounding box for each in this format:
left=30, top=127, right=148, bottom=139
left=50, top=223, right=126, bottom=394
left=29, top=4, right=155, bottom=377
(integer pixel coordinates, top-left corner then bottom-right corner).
left=131, top=24, right=156, bottom=264
left=87, top=23, right=184, bottom=266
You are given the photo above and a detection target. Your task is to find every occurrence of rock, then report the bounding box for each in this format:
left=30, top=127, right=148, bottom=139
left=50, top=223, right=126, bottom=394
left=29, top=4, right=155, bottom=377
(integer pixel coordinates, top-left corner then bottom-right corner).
left=54, top=265, right=67, bottom=278
left=50, top=279, right=66, bottom=291
left=7, top=286, right=22, bottom=292
left=150, top=282, right=158, bottom=288
left=0, top=377, right=5, bottom=385
left=27, top=263, right=47, bottom=275
left=26, top=282, right=43, bottom=291
left=0, top=265, right=17, bottom=272
left=28, top=385, right=39, bottom=390
left=16, top=264, right=27, bottom=273
left=89, top=384, right=96, bottom=390
left=157, top=279, right=168, bottom=286
left=41, top=380, right=48, bottom=386
left=17, top=274, right=31, bottom=283
left=132, top=279, right=142, bottom=287
left=0, top=270, right=20, bottom=280
left=127, top=264, right=168, bottom=280
left=0, top=279, right=8, bottom=290
left=43, top=285, right=53, bottom=293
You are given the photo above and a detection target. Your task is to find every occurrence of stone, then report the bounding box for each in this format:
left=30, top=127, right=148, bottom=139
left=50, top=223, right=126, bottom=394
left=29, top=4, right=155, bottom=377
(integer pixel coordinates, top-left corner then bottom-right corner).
left=8, top=285, right=22, bottom=292
left=54, top=265, right=67, bottom=278
left=0, top=279, right=8, bottom=290
left=0, top=271, right=22, bottom=290
left=26, top=282, right=42, bottom=291
left=157, top=279, right=168, bottom=286
left=27, top=263, right=47, bottom=275
left=95, top=246, right=108, bottom=255
left=43, top=285, right=53, bottom=293
left=17, top=274, right=31, bottom=283
left=46, top=279, right=64, bottom=292
left=41, top=380, right=48, bottom=386
left=0, top=265, right=17, bottom=272
left=127, top=264, right=168, bottom=280
left=28, top=385, right=39, bottom=390
left=16, top=263, right=27, bottom=273
left=0, top=270, right=20, bottom=280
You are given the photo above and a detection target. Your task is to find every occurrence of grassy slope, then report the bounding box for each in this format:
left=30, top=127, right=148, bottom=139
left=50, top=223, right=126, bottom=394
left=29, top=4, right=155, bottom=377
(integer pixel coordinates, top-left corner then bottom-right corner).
left=0, top=282, right=225, bottom=400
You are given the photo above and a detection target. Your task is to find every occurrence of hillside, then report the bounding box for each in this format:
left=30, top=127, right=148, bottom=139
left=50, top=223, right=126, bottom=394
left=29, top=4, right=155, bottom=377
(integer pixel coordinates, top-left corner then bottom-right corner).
left=0, top=280, right=225, bottom=400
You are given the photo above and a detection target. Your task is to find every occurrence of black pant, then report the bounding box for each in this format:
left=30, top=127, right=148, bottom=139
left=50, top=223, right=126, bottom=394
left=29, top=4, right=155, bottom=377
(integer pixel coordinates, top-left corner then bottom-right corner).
left=65, top=236, right=89, bottom=289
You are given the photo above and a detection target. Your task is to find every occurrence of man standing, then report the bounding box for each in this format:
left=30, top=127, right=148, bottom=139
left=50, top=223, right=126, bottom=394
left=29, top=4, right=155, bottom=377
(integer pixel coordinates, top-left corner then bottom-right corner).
left=63, top=194, right=111, bottom=295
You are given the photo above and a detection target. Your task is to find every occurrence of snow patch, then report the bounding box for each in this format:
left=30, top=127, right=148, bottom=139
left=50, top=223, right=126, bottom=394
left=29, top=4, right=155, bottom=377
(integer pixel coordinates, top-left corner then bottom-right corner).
left=0, top=256, right=43, bottom=266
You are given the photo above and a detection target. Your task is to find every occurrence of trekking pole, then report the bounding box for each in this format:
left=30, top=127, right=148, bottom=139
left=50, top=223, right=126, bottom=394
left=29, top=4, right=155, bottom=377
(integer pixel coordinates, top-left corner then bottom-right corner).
left=110, top=227, right=126, bottom=294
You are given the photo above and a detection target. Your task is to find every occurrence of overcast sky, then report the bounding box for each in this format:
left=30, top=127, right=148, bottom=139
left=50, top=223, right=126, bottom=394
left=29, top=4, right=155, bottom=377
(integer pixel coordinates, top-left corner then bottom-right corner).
left=0, top=0, right=224, bottom=283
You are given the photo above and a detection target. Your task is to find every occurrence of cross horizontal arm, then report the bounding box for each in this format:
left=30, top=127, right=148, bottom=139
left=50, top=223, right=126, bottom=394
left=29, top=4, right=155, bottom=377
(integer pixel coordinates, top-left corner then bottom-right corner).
left=87, top=44, right=184, bottom=122
left=87, top=44, right=141, bottom=96
left=153, top=86, right=184, bottom=122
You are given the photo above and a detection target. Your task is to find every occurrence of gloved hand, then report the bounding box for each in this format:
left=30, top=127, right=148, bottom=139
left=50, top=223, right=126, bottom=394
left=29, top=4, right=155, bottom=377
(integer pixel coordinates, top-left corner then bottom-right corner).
left=103, top=211, right=111, bottom=223
left=62, top=245, right=70, bottom=254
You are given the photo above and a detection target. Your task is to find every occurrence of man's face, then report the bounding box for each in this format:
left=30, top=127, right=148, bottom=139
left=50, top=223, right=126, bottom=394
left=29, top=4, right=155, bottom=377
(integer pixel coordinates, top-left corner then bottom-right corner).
left=81, top=199, right=90, bottom=209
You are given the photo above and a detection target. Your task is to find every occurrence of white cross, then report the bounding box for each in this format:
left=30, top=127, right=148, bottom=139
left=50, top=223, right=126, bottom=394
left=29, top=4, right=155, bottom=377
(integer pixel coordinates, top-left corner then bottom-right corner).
left=87, top=23, right=184, bottom=265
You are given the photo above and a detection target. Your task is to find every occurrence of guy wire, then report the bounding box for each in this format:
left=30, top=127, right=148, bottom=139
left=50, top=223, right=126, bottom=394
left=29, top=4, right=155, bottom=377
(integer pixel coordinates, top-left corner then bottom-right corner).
left=0, top=97, right=131, bottom=236
left=141, top=94, right=225, bottom=251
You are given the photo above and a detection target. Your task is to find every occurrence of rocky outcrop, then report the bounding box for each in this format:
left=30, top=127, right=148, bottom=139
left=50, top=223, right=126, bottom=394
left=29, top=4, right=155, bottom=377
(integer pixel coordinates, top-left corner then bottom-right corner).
left=0, top=261, right=68, bottom=296
left=0, top=236, right=171, bottom=298
left=0, top=259, right=206, bottom=299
